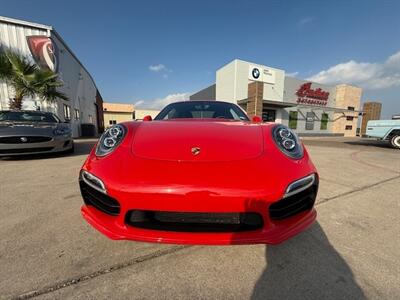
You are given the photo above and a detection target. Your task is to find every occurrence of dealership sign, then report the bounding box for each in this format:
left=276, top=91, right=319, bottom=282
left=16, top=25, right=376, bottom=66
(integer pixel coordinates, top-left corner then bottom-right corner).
left=296, top=82, right=329, bottom=106
left=248, top=65, right=276, bottom=84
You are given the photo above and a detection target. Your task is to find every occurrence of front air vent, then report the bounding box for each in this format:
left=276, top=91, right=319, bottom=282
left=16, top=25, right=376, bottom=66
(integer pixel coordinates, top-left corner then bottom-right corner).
left=79, top=180, right=120, bottom=216
left=0, top=147, right=54, bottom=154
left=125, top=210, right=263, bottom=232
left=0, top=136, right=53, bottom=144
left=269, top=178, right=318, bottom=220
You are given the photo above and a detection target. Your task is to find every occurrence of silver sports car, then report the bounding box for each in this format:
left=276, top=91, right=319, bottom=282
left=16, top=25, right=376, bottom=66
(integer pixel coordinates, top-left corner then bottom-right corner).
left=0, top=110, right=74, bottom=156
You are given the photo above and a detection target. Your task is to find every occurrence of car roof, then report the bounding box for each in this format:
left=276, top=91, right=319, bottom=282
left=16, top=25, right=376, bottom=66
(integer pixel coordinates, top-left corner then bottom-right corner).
left=0, top=110, right=54, bottom=114
left=166, top=100, right=238, bottom=105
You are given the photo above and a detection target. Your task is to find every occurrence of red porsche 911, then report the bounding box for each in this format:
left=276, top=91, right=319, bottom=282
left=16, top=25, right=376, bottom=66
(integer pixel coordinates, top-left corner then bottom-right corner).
left=79, top=101, right=318, bottom=245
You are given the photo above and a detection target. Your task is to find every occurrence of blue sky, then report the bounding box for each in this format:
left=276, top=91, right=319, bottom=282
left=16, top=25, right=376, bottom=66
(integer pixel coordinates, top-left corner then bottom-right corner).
left=1, top=0, right=399, bottom=118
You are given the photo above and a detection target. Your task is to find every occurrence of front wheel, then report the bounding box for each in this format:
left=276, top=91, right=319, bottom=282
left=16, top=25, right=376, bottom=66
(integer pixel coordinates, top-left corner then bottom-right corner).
left=390, top=135, right=400, bottom=149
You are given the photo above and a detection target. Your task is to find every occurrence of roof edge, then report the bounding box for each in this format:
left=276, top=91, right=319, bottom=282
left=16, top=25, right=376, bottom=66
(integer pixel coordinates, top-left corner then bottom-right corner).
left=0, top=16, right=52, bottom=31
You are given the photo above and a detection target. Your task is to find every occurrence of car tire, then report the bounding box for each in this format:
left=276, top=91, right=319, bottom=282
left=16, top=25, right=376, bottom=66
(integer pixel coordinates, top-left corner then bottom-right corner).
left=390, top=135, right=400, bottom=149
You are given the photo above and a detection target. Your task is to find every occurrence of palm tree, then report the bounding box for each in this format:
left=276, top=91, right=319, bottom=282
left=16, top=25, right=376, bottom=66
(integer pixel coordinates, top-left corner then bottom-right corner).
left=0, top=49, right=67, bottom=110
left=33, top=68, right=68, bottom=102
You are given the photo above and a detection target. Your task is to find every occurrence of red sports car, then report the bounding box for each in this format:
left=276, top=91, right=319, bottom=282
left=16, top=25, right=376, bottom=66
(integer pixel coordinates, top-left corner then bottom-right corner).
left=79, top=101, right=318, bottom=245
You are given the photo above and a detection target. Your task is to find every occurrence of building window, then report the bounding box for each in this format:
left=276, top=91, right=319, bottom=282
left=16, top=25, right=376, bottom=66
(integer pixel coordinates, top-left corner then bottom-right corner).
left=289, top=111, right=298, bottom=129
left=305, top=112, right=315, bottom=130
left=109, top=120, right=117, bottom=125
left=262, top=109, right=276, bottom=122
left=75, top=109, right=80, bottom=120
left=63, top=104, right=71, bottom=120
left=347, top=106, right=355, bottom=111
left=320, top=113, right=329, bottom=130
left=89, top=115, right=93, bottom=124
left=345, top=125, right=353, bottom=130
left=346, top=116, right=354, bottom=121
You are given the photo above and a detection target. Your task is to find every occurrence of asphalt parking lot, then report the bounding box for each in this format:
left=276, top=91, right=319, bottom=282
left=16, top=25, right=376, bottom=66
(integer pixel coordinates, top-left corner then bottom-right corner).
left=0, top=137, right=399, bottom=300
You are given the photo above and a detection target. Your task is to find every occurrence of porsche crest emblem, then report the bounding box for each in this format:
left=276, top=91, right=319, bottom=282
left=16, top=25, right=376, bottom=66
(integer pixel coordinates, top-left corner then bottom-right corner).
left=191, top=147, right=201, bottom=156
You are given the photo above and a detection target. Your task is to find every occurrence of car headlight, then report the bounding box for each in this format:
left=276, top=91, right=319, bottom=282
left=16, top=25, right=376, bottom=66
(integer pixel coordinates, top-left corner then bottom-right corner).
left=272, top=125, right=303, bottom=159
left=95, top=124, right=126, bottom=156
left=54, top=127, right=71, bottom=136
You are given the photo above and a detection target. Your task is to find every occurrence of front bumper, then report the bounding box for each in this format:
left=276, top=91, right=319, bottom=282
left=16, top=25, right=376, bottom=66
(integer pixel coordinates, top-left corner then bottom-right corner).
left=81, top=204, right=316, bottom=245
left=0, top=135, right=73, bottom=156
left=79, top=170, right=318, bottom=245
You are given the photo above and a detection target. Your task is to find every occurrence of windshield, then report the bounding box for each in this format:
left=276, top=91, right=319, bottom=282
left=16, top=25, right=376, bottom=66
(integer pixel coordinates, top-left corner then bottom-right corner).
left=0, top=111, right=60, bottom=123
left=155, top=101, right=249, bottom=121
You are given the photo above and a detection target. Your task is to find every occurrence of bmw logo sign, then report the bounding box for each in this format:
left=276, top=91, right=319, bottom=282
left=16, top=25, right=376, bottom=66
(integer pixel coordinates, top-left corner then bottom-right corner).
left=252, top=68, right=260, bottom=79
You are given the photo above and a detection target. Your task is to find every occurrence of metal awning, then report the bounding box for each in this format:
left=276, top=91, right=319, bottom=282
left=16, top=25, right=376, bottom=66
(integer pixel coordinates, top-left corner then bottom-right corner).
left=237, top=98, right=362, bottom=114
left=296, top=104, right=362, bottom=113
left=237, top=99, right=297, bottom=108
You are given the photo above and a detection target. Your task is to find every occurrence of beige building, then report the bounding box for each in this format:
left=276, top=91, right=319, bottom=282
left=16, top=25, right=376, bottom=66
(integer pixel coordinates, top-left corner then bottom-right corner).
left=331, top=85, right=362, bottom=137
left=134, top=109, right=160, bottom=120
left=103, top=103, right=134, bottom=127
left=103, top=102, right=161, bottom=126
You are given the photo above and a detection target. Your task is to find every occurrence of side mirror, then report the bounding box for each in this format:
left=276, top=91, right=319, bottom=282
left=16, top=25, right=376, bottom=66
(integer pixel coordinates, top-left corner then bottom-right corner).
left=143, top=115, right=153, bottom=121
left=252, top=116, right=262, bottom=123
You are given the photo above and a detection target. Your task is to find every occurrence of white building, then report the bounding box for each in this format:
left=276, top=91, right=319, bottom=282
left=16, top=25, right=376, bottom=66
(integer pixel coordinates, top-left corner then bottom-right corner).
left=191, top=59, right=362, bottom=137
left=0, top=16, right=104, bottom=137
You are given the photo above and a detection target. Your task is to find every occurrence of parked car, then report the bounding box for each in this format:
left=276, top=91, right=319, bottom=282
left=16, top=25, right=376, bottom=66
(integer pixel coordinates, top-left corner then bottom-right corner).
left=366, top=119, right=400, bottom=149
left=79, top=100, right=319, bottom=245
left=0, top=110, right=74, bottom=156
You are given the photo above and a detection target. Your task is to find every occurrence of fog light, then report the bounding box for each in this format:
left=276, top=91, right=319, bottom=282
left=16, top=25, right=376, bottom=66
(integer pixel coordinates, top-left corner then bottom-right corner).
left=284, top=174, right=315, bottom=198
left=81, top=170, right=107, bottom=194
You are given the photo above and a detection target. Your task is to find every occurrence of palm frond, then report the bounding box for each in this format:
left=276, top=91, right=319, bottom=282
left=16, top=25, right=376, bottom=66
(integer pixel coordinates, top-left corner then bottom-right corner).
left=0, top=52, right=13, bottom=80
left=1, top=49, right=67, bottom=106
left=5, top=51, right=38, bottom=77
left=38, top=87, right=68, bottom=101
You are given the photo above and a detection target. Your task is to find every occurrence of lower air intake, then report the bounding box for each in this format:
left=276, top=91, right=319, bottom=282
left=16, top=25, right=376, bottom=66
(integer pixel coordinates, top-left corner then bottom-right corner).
left=269, top=179, right=318, bottom=220
left=125, top=210, right=263, bottom=232
left=79, top=180, right=120, bottom=216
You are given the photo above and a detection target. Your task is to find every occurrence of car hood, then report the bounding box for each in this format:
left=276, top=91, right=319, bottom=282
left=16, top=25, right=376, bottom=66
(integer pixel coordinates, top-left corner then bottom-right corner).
left=131, top=120, right=264, bottom=162
left=0, top=122, right=59, bottom=136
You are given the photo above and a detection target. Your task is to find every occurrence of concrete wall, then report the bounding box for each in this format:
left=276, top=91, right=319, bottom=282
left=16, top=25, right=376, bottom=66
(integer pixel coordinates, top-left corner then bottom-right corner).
left=283, top=76, right=336, bottom=107
left=281, top=77, right=337, bottom=135
left=216, top=60, right=236, bottom=102
left=216, top=59, right=285, bottom=104
left=190, top=84, right=216, bottom=100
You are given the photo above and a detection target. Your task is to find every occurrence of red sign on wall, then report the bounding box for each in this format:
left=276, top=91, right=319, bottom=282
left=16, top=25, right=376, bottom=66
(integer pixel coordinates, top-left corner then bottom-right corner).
left=296, top=82, right=329, bottom=106
left=26, top=36, right=59, bottom=72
